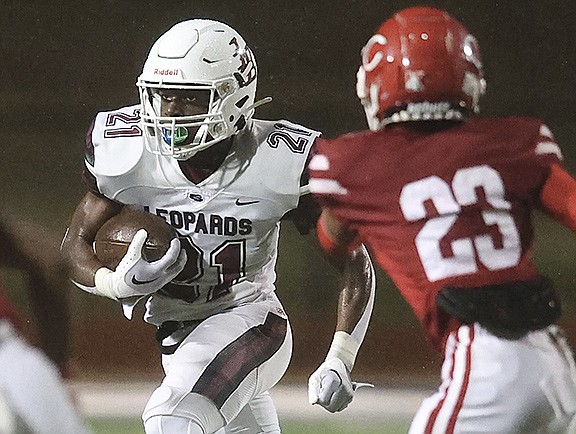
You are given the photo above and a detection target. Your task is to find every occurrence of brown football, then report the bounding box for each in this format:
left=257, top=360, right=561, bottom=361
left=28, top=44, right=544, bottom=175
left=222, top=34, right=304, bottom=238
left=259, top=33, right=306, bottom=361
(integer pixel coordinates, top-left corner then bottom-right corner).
left=94, top=206, right=178, bottom=270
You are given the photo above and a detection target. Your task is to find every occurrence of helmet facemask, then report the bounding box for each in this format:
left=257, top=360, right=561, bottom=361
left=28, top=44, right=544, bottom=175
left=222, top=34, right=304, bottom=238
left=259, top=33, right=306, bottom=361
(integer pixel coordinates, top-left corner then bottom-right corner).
left=138, top=78, right=243, bottom=160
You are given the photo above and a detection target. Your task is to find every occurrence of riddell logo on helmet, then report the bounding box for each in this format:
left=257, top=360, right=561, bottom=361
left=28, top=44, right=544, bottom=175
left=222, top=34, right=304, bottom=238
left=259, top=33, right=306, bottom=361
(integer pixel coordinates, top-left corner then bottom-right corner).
left=153, top=69, right=180, bottom=76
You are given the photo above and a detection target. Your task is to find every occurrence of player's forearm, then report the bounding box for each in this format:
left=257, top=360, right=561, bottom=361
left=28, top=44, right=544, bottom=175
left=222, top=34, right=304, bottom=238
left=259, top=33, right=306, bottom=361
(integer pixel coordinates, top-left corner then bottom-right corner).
left=328, top=244, right=375, bottom=371
left=61, top=230, right=103, bottom=287
left=61, top=192, right=123, bottom=287
left=336, top=245, right=375, bottom=333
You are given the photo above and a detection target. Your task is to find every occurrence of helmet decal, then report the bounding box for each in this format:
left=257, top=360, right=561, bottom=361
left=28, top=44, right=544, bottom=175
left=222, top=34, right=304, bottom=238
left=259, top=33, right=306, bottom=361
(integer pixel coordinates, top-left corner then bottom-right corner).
left=230, top=37, right=257, bottom=88
left=361, top=34, right=387, bottom=73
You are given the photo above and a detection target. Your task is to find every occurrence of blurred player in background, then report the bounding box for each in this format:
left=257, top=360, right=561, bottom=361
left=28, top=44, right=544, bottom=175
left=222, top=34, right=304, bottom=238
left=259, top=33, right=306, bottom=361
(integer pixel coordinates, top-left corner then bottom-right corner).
left=307, top=6, right=576, bottom=433
left=61, top=18, right=374, bottom=434
left=0, top=216, right=90, bottom=433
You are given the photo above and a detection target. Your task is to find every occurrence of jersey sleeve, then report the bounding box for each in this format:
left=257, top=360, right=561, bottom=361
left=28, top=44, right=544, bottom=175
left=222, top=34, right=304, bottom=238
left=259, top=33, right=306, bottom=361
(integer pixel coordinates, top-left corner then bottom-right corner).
left=515, top=120, right=566, bottom=203
left=540, top=163, right=576, bottom=232
left=307, top=136, right=355, bottom=220
left=273, top=120, right=321, bottom=198
left=85, top=105, right=144, bottom=178
left=273, top=128, right=323, bottom=234
left=255, top=120, right=321, bottom=211
left=82, top=105, right=145, bottom=198
left=526, top=122, right=563, bottom=169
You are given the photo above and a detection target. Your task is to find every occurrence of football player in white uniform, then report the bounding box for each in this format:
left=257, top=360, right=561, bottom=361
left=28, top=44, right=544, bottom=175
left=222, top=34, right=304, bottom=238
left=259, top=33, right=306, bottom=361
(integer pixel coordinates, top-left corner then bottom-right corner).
left=0, top=217, right=91, bottom=434
left=61, top=19, right=374, bottom=434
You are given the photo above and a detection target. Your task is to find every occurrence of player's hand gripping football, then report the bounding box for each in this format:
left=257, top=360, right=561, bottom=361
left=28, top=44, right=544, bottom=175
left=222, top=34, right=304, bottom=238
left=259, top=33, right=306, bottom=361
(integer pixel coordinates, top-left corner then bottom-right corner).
left=308, top=358, right=373, bottom=413
left=95, top=229, right=187, bottom=300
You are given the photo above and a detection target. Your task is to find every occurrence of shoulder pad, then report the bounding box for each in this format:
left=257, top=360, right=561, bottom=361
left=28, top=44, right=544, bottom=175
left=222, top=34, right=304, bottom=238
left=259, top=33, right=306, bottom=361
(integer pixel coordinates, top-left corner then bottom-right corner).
left=266, top=120, right=320, bottom=156
left=88, top=105, right=144, bottom=177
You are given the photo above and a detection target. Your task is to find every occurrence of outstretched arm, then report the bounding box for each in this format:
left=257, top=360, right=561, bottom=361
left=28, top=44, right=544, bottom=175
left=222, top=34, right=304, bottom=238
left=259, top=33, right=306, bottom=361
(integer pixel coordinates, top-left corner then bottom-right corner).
left=308, top=209, right=375, bottom=413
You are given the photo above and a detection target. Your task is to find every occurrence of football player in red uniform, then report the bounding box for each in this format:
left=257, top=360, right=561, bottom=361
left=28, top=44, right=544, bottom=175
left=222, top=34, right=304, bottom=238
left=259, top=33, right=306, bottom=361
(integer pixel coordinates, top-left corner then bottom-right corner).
left=307, top=6, right=576, bottom=433
left=0, top=217, right=90, bottom=433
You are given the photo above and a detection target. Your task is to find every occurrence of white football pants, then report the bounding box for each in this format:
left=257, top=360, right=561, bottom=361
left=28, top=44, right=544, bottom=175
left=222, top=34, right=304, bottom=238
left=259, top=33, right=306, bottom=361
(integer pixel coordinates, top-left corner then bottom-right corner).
left=0, top=320, right=91, bottom=434
left=143, top=293, right=292, bottom=433
left=410, top=324, right=576, bottom=434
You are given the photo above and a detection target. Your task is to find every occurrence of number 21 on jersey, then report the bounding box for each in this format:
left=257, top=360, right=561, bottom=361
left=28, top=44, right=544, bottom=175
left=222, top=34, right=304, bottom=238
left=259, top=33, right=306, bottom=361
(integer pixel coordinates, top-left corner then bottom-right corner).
left=399, top=165, right=521, bottom=282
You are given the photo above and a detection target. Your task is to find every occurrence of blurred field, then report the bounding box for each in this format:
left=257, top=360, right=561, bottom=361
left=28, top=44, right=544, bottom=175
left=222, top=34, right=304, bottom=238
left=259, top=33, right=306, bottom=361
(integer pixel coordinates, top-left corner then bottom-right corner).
left=87, top=417, right=409, bottom=434
left=75, top=382, right=427, bottom=433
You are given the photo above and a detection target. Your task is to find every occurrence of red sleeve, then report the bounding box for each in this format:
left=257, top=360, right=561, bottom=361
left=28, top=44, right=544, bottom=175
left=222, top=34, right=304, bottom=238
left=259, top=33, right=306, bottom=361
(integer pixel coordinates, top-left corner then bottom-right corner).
left=540, top=163, right=576, bottom=232
left=317, top=213, right=361, bottom=262
left=317, top=215, right=343, bottom=254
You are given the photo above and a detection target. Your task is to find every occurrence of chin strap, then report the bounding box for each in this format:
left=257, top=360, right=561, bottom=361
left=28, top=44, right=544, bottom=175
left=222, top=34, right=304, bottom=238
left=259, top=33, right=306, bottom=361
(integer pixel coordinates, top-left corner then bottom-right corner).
left=242, top=96, right=272, bottom=116
left=175, top=97, right=273, bottom=160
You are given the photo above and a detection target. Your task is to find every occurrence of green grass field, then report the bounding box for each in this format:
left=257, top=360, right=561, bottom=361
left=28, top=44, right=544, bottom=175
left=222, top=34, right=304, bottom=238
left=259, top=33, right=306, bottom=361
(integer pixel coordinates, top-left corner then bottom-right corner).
left=77, top=382, right=420, bottom=434
left=88, top=417, right=411, bottom=433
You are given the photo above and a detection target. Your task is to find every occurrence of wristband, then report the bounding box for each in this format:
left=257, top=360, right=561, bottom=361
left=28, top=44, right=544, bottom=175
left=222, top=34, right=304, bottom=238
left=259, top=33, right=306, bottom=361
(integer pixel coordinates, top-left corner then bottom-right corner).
left=326, top=331, right=360, bottom=372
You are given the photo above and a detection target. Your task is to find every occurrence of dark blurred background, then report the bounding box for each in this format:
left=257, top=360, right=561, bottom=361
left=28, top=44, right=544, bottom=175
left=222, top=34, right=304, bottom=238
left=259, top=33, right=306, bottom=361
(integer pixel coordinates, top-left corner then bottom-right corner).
left=1, top=0, right=575, bottom=385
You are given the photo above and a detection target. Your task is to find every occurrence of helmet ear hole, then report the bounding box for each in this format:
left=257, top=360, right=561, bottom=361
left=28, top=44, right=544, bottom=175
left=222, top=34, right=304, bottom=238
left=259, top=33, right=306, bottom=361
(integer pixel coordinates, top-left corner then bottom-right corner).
left=235, top=95, right=249, bottom=109
left=234, top=116, right=246, bottom=131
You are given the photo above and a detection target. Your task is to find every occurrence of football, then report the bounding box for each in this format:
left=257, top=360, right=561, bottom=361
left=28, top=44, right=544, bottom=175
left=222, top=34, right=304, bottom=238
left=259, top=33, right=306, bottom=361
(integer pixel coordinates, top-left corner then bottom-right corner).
left=94, top=206, right=178, bottom=270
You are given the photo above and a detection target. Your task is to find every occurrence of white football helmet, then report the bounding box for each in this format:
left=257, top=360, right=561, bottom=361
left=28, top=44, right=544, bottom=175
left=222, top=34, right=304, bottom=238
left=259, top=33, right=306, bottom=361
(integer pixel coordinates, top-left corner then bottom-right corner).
left=137, top=19, right=264, bottom=160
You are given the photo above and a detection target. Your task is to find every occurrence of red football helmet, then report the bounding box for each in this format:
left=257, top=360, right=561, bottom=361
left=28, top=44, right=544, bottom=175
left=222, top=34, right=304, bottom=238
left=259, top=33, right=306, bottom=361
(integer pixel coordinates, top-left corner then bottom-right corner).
left=357, top=6, right=486, bottom=131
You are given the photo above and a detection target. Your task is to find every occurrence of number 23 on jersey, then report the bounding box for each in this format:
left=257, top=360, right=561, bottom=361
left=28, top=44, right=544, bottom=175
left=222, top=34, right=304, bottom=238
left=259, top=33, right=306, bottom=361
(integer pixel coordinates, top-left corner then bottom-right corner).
left=400, top=165, right=521, bottom=282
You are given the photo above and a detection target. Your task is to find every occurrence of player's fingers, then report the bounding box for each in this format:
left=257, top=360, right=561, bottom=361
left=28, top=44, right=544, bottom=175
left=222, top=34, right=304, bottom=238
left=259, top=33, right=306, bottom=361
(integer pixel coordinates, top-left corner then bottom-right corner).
left=317, top=370, right=341, bottom=404
left=166, top=249, right=187, bottom=275
left=153, top=238, right=181, bottom=268
left=117, top=229, right=148, bottom=270
left=323, top=369, right=343, bottom=389
left=308, top=376, right=320, bottom=404
left=331, top=388, right=352, bottom=412
left=127, top=229, right=148, bottom=254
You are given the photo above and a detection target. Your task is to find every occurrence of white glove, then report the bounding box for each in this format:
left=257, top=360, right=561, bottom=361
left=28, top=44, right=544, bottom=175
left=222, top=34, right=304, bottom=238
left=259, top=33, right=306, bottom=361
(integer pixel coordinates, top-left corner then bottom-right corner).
left=94, top=229, right=187, bottom=300
left=308, top=358, right=374, bottom=413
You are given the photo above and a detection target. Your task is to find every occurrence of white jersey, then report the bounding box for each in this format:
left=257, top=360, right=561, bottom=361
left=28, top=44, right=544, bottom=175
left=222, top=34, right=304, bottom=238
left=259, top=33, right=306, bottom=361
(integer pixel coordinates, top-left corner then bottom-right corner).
left=86, top=104, right=319, bottom=325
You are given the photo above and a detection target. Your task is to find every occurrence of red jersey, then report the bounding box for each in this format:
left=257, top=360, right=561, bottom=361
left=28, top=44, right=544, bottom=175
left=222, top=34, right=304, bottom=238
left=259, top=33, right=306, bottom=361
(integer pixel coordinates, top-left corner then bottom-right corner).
left=309, top=117, right=563, bottom=350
